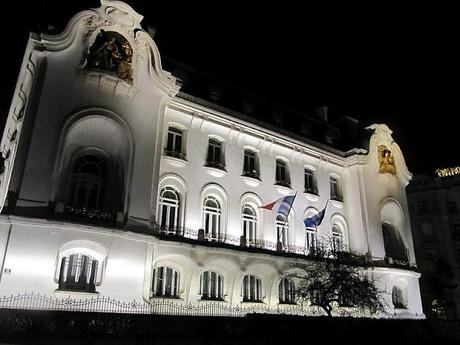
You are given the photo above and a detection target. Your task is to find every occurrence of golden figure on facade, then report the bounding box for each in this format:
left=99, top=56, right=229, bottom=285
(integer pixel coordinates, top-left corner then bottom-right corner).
left=378, top=145, right=396, bottom=174
left=85, top=30, right=133, bottom=82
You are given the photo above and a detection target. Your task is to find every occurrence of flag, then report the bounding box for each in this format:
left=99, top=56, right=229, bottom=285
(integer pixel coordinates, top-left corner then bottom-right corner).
left=259, top=193, right=296, bottom=218
left=303, top=201, right=328, bottom=228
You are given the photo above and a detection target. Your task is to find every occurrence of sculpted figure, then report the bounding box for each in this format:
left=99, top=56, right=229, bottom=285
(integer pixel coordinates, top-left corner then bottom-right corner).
left=378, top=145, right=396, bottom=174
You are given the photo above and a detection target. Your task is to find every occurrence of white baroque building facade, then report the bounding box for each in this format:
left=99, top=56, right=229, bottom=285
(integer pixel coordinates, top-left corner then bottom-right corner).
left=0, top=1, right=423, bottom=318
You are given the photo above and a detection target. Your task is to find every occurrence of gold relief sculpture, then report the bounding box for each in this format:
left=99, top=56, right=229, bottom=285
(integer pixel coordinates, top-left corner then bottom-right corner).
left=85, top=30, right=133, bottom=82
left=378, top=145, right=396, bottom=175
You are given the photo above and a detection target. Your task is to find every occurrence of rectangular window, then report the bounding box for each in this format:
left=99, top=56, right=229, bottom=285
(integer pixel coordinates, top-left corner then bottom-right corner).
left=243, top=150, right=259, bottom=178
left=421, top=223, right=435, bottom=242
left=165, top=127, right=184, bottom=158
left=448, top=201, right=458, bottom=214
left=418, top=201, right=429, bottom=214
left=330, top=177, right=342, bottom=201
left=275, top=160, right=290, bottom=187
left=452, top=224, right=460, bottom=241
left=206, top=139, right=224, bottom=169
left=304, top=169, right=317, bottom=194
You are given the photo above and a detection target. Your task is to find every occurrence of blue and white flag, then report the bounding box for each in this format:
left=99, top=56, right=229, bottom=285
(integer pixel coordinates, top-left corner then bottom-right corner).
left=303, top=203, right=328, bottom=228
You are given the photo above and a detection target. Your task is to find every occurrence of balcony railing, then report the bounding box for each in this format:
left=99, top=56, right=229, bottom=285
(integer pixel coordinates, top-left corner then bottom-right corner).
left=275, top=180, right=291, bottom=188
left=164, top=149, right=187, bottom=160
left=63, top=204, right=117, bottom=224
left=304, top=188, right=318, bottom=195
left=242, top=170, right=260, bottom=180
left=150, top=223, right=417, bottom=271
left=205, top=160, right=226, bottom=171
left=331, top=194, right=343, bottom=202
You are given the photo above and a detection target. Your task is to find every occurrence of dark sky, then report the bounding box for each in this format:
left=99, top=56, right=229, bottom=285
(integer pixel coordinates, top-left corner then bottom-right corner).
left=1, top=1, right=458, bottom=175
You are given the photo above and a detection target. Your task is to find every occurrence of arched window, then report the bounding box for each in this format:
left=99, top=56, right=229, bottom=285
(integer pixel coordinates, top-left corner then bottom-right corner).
left=199, top=271, right=224, bottom=300
left=158, top=187, right=180, bottom=232
left=276, top=214, right=289, bottom=249
left=203, top=196, right=222, bottom=241
left=305, top=227, right=317, bottom=255
left=392, top=286, right=406, bottom=309
left=279, top=278, right=295, bottom=304
left=242, top=274, right=262, bottom=302
left=58, top=253, right=99, bottom=293
left=332, top=225, right=344, bottom=253
left=242, top=205, right=257, bottom=245
left=382, top=223, right=408, bottom=263
left=152, top=266, right=180, bottom=298
left=68, top=155, right=106, bottom=209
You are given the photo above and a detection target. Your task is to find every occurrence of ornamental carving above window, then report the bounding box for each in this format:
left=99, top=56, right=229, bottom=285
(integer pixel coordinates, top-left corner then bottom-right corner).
left=85, top=30, right=133, bottom=82
left=378, top=145, right=396, bottom=175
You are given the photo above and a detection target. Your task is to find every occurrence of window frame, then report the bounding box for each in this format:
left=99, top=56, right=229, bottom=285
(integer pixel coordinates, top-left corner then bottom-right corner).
left=152, top=266, right=181, bottom=298
left=203, top=196, right=222, bottom=241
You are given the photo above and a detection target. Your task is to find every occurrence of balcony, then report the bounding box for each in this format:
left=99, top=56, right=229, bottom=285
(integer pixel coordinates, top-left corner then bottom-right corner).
left=274, top=180, right=292, bottom=194
left=303, top=188, right=320, bottom=202
left=204, top=161, right=227, bottom=178
left=163, top=149, right=188, bottom=168
left=62, top=204, right=117, bottom=225
left=149, top=223, right=418, bottom=272
left=241, top=170, right=261, bottom=187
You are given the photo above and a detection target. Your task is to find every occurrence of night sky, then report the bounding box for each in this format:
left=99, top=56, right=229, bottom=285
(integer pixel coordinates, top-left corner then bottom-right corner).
left=1, top=1, right=458, bottom=176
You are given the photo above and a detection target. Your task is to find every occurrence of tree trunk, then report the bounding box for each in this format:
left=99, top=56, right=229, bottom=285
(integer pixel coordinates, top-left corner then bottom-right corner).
left=322, top=304, right=333, bottom=317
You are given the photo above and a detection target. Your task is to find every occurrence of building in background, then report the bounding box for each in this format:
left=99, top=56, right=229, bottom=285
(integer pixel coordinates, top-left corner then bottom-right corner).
left=407, top=170, right=460, bottom=319
left=0, top=1, right=423, bottom=318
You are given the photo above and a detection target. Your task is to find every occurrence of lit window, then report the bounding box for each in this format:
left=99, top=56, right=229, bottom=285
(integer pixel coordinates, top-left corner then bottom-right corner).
left=305, top=227, right=317, bottom=255
left=58, top=254, right=99, bottom=293
left=203, top=196, right=222, bottom=241
left=158, top=187, right=180, bottom=232
left=152, top=266, right=180, bottom=298
left=242, top=205, right=257, bottom=246
left=332, top=225, right=344, bottom=253
left=242, top=275, right=262, bottom=302
left=330, top=176, right=342, bottom=201
left=275, top=159, right=290, bottom=187
left=165, top=127, right=185, bottom=159
left=279, top=278, right=295, bottom=304
left=276, top=214, right=289, bottom=250
left=304, top=168, right=317, bottom=194
left=199, top=271, right=224, bottom=300
left=243, top=150, right=259, bottom=179
left=206, top=139, right=224, bottom=169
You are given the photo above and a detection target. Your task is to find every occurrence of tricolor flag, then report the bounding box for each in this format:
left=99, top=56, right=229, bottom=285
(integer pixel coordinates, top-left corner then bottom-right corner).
left=259, top=193, right=297, bottom=218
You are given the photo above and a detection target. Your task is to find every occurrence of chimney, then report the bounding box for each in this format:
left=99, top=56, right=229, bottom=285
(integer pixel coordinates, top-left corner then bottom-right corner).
left=316, top=105, right=328, bottom=122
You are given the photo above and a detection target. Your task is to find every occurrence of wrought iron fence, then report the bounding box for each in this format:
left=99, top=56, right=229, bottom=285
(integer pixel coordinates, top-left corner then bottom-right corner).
left=0, top=293, right=335, bottom=318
